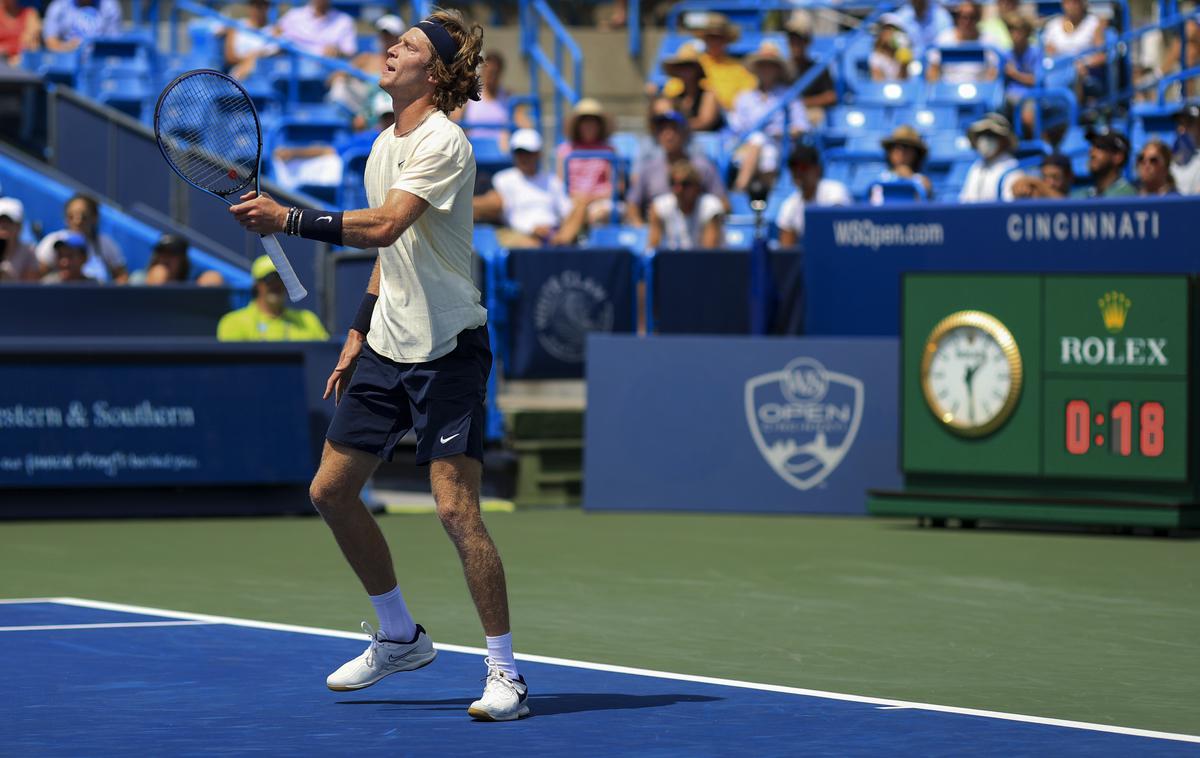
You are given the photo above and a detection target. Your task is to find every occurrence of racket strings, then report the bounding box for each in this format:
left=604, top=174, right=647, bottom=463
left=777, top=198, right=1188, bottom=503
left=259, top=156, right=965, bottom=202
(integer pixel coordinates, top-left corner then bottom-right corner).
left=157, top=73, right=261, bottom=197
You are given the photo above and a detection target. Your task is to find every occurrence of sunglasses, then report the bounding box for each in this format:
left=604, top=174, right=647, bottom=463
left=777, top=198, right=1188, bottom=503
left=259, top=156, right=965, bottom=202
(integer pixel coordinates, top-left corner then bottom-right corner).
left=672, top=179, right=699, bottom=188
left=1136, top=154, right=1163, bottom=165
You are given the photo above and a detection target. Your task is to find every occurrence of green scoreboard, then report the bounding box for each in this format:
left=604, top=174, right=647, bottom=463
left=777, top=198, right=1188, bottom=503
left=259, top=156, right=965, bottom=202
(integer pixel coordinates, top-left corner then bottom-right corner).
left=868, top=274, right=1198, bottom=529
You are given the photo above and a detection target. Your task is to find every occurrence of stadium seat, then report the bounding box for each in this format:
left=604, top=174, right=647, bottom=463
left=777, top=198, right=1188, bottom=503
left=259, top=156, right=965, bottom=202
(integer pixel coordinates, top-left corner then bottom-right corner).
left=849, top=161, right=888, bottom=200
left=870, top=178, right=928, bottom=203
left=849, top=80, right=922, bottom=107
left=588, top=225, right=648, bottom=251
left=824, top=105, right=888, bottom=138
left=926, top=80, right=1002, bottom=118
left=722, top=224, right=755, bottom=249
left=20, top=50, right=79, bottom=87
left=337, top=144, right=371, bottom=211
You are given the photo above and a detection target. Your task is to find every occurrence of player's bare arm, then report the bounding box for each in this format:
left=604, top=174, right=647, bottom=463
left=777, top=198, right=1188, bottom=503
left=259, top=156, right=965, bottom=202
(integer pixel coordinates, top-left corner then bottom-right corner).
left=230, top=188, right=430, bottom=249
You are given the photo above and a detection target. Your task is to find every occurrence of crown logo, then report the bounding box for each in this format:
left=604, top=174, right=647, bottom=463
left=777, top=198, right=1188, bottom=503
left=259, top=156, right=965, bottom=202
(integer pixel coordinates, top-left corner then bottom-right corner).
left=1097, top=291, right=1132, bottom=334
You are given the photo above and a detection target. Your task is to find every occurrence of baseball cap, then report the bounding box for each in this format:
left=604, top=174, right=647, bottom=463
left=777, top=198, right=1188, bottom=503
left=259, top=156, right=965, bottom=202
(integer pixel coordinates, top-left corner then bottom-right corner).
left=54, top=232, right=87, bottom=251
left=1086, top=126, right=1130, bottom=154
left=374, top=14, right=404, bottom=36
left=251, top=254, right=278, bottom=281
left=652, top=110, right=688, bottom=130
left=510, top=128, right=543, bottom=154
left=0, top=196, right=23, bottom=224
left=153, top=232, right=188, bottom=254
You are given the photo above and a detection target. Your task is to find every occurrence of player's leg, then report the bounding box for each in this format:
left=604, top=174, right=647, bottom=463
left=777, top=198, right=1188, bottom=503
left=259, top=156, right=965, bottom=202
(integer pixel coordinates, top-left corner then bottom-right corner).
left=309, top=440, right=392, bottom=595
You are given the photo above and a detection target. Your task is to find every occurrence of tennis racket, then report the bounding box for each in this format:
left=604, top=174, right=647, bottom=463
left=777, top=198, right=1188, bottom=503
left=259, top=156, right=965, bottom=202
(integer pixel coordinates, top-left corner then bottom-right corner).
left=154, top=69, right=307, bottom=302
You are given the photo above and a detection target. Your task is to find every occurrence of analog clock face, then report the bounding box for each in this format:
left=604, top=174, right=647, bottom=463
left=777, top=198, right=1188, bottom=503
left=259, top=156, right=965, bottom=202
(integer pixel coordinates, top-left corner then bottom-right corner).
left=921, top=311, right=1023, bottom=437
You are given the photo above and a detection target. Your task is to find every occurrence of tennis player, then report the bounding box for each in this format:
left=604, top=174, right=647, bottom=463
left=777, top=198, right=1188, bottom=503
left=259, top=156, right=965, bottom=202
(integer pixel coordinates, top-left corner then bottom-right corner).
left=229, top=9, right=527, bottom=722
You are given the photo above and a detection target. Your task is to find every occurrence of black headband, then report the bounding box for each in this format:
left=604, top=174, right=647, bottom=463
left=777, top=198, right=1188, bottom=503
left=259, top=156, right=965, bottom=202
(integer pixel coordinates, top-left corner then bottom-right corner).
left=416, top=20, right=458, bottom=67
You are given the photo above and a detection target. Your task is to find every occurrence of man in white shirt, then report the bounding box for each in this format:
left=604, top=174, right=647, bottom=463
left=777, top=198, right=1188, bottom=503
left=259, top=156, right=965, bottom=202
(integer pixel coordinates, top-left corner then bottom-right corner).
left=959, top=112, right=1022, bottom=202
left=276, top=0, right=356, bottom=57
left=230, top=11, right=528, bottom=722
left=1171, top=104, right=1200, bottom=195
left=776, top=142, right=851, bottom=246
left=472, top=128, right=579, bottom=247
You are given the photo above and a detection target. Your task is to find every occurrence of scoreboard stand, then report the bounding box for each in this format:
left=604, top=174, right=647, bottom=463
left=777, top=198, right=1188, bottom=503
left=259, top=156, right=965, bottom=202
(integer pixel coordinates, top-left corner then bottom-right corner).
left=867, top=274, right=1199, bottom=531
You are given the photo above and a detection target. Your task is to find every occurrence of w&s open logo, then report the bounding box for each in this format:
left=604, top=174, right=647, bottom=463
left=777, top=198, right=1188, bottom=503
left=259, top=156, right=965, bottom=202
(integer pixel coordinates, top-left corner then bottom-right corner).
left=744, top=358, right=864, bottom=490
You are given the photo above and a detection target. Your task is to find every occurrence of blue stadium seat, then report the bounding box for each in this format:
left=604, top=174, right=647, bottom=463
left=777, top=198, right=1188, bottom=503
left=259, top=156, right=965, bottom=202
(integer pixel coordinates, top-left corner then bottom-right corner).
left=20, top=50, right=78, bottom=87
left=588, top=225, right=648, bottom=251
left=337, top=144, right=371, bottom=211
left=848, top=161, right=888, bottom=200
left=722, top=224, right=755, bottom=249
left=926, top=80, right=1002, bottom=117
left=870, top=178, right=928, bottom=203
left=926, top=133, right=974, bottom=165
left=842, top=134, right=886, bottom=160
left=824, top=104, right=888, bottom=137
left=896, top=105, right=960, bottom=134
left=849, top=80, right=922, bottom=107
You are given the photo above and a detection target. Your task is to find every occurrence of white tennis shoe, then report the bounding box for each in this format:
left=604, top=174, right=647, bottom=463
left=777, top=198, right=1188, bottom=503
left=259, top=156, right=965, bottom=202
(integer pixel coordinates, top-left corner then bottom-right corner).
left=326, top=622, right=437, bottom=691
left=467, top=658, right=530, bottom=721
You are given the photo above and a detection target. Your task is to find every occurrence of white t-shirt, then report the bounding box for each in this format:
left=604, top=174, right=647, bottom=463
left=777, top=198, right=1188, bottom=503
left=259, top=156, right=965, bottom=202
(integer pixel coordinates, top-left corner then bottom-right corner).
left=1172, top=154, right=1200, bottom=195
left=650, top=192, right=724, bottom=250
left=35, top=230, right=125, bottom=283
left=927, top=28, right=1001, bottom=84
left=491, top=166, right=572, bottom=235
left=276, top=4, right=356, bottom=57
left=959, top=154, right=1021, bottom=202
left=775, top=179, right=852, bottom=239
left=362, top=110, right=487, bottom=363
left=1043, top=14, right=1101, bottom=57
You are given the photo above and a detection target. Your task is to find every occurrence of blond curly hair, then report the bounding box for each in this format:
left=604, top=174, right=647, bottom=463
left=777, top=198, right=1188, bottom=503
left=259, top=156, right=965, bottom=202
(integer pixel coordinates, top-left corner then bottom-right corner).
left=421, top=8, right=485, bottom=114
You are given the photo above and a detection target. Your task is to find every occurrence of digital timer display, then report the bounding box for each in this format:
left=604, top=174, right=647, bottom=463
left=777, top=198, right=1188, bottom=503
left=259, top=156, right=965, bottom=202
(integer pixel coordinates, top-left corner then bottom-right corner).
left=1064, top=400, right=1164, bottom=457
left=1043, top=379, right=1187, bottom=481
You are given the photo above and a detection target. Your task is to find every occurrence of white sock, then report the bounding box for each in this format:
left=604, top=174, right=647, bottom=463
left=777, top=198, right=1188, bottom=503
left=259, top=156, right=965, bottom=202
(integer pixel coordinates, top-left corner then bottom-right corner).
left=486, top=633, right=519, bottom=680
left=368, top=586, right=417, bottom=643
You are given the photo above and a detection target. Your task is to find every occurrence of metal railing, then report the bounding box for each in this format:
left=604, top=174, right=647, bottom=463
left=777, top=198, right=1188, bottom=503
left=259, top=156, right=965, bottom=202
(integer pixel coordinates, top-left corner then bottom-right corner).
left=520, top=0, right=583, bottom=146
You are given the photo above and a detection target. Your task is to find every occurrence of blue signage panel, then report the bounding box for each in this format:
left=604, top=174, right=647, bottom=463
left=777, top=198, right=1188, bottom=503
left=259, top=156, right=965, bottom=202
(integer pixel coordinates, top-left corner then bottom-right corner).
left=0, top=360, right=311, bottom=487
left=804, top=197, right=1200, bottom=337
left=584, top=334, right=900, bottom=514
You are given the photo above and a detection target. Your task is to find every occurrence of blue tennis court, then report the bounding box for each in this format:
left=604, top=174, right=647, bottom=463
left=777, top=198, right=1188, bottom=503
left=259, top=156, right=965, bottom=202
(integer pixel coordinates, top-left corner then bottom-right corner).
left=2, top=598, right=1196, bottom=756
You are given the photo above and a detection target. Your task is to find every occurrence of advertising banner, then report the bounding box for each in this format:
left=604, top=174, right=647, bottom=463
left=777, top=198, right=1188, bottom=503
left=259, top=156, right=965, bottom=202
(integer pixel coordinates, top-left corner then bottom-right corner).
left=584, top=334, right=900, bottom=514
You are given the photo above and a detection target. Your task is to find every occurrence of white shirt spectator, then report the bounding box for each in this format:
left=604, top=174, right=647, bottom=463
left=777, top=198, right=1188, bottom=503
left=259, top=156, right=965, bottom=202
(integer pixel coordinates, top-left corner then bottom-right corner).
left=35, top=229, right=125, bottom=283
left=959, top=154, right=1021, bottom=202
left=727, top=86, right=810, bottom=139
left=276, top=4, right=356, bottom=57
left=775, top=179, right=852, bottom=239
left=869, top=50, right=904, bottom=81
left=490, top=166, right=572, bottom=236
left=229, top=25, right=279, bottom=60
left=1172, top=155, right=1200, bottom=195
left=927, top=27, right=1001, bottom=83
left=1042, top=13, right=1101, bottom=57
left=42, top=0, right=121, bottom=45
left=650, top=192, right=724, bottom=250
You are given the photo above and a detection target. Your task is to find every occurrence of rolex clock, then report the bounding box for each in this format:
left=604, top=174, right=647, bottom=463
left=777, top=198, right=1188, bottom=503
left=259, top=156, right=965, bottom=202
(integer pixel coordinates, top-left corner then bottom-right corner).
left=920, top=310, right=1023, bottom=437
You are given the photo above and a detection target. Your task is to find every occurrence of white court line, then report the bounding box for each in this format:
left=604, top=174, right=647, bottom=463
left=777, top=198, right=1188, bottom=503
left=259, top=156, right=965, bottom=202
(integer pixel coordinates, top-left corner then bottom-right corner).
left=15, top=596, right=1200, bottom=746
left=0, top=620, right=213, bottom=632
left=0, top=597, right=62, bottom=604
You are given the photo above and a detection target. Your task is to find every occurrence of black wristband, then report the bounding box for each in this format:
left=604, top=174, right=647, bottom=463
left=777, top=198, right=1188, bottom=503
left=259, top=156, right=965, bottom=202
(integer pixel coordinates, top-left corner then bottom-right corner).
left=351, top=292, right=377, bottom=335
left=296, top=208, right=344, bottom=246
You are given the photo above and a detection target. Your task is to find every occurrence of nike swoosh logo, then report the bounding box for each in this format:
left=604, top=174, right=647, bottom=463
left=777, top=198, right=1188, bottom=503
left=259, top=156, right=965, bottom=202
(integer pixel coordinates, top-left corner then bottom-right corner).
left=316, top=215, right=333, bottom=223
left=440, top=433, right=461, bottom=444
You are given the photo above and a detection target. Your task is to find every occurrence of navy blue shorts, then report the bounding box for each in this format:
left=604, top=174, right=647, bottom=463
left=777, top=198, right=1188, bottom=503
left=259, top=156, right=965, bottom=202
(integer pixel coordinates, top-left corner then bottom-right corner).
left=326, top=325, right=492, bottom=465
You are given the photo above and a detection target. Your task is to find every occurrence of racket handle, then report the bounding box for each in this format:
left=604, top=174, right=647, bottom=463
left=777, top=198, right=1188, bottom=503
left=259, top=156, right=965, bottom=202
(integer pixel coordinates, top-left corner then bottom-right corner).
left=259, top=234, right=308, bottom=302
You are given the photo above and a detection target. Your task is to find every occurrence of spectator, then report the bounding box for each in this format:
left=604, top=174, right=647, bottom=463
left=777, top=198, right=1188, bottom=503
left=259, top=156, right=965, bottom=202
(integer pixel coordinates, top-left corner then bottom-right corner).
left=276, top=0, right=355, bottom=58
left=42, top=0, right=120, bottom=52
left=452, top=50, right=532, bottom=153
left=1011, top=153, right=1075, bottom=198
left=979, top=0, right=1024, bottom=51
left=473, top=129, right=580, bottom=248
left=129, top=233, right=227, bottom=286
left=784, top=11, right=837, bottom=125
left=1074, top=127, right=1136, bottom=198
left=927, top=1, right=1000, bottom=83
left=40, top=233, right=96, bottom=284
left=1135, top=139, right=1179, bottom=196
left=870, top=14, right=912, bottom=81
left=657, top=43, right=723, bottom=133
left=221, top=0, right=279, bottom=81
left=35, top=194, right=126, bottom=283
left=626, top=111, right=726, bottom=226
left=1172, top=103, right=1200, bottom=195
left=647, top=159, right=725, bottom=251
left=960, top=113, right=1023, bottom=202
left=729, top=42, right=810, bottom=192
left=776, top=142, right=851, bottom=247
left=873, top=126, right=934, bottom=202
left=556, top=98, right=620, bottom=226
left=1162, top=19, right=1199, bottom=99
left=328, top=14, right=401, bottom=116
left=894, top=0, right=954, bottom=60
left=217, top=255, right=327, bottom=341
left=1042, top=0, right=1106, bottom=101
left=0, top=197, right=39, bottom=282
left=0, top=0, right=41, bottom=65
left=1002, top=13, right=1038, bottom=135
left=691, top=13, right=758, bottom=112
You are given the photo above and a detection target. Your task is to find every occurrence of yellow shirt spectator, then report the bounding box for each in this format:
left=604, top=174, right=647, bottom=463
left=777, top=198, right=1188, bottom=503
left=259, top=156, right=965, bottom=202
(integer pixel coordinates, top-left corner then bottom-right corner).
left=697, top=52, right=757, bottom=111
left=217, top=254, right=329, bottom=341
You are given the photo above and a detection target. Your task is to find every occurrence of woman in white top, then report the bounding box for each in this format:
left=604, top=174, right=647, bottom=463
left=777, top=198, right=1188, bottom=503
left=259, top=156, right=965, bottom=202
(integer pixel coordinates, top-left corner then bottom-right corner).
left=926, top=0, right=1000, bottom=84
left=34, top=194, right=125, bottom=283
left=647, top=159, right=724, bottom=250
left=1043, top=0, right=1106, bottom=98
left=222, top=0, right=279, bottom=81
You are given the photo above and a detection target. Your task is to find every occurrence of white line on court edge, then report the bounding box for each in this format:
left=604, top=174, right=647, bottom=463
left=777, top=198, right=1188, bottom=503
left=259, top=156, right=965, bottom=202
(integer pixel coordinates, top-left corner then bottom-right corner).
left=23, top=596, right=1200, bottom=746
left=0, top=620, right=214, bottom=632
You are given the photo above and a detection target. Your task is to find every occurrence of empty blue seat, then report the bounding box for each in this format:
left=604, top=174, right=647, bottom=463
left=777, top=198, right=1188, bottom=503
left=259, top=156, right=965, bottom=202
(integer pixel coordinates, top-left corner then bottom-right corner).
left=588, top=225, right=648, bottom=251
left=849, top=80, right=922, bottom=107
left=824, top=104, right=888, bottom=136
